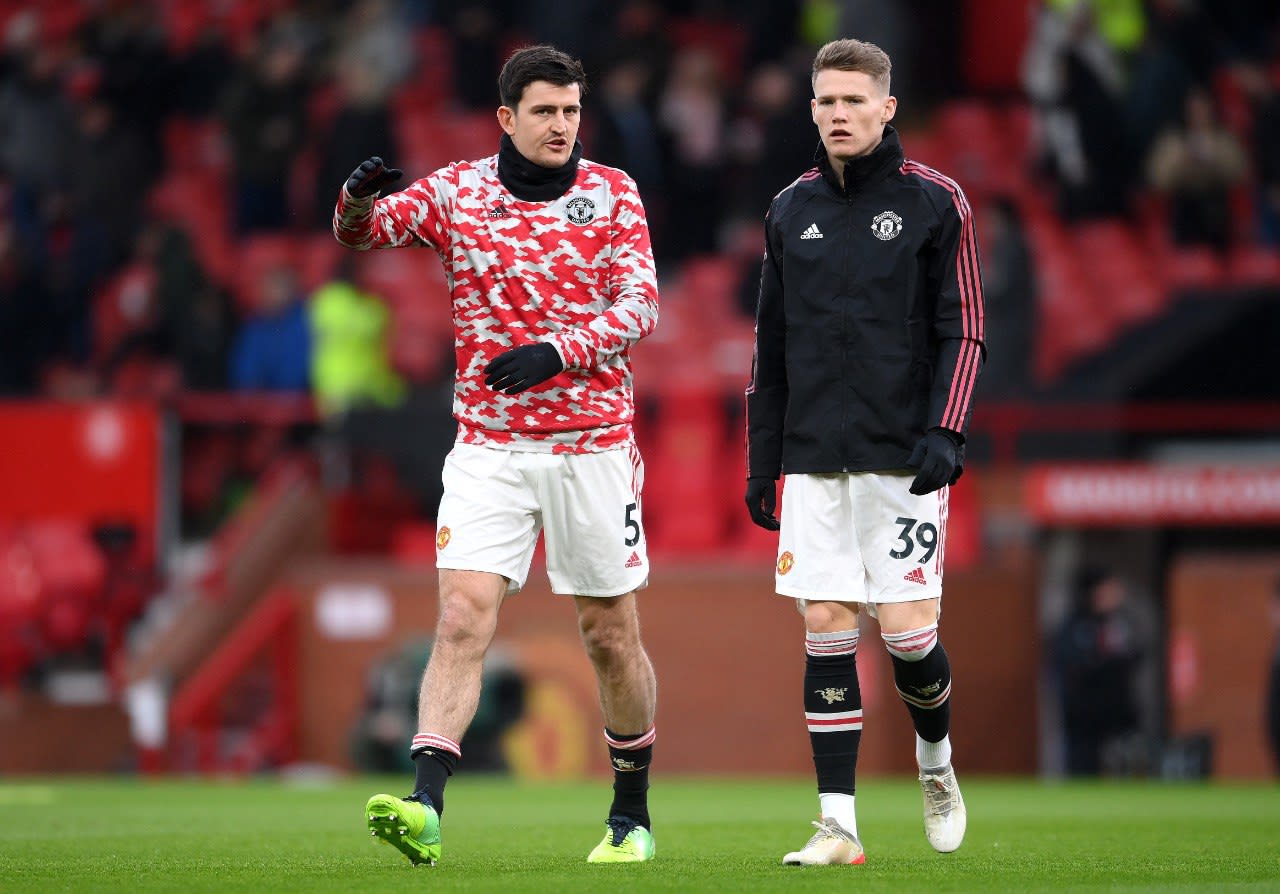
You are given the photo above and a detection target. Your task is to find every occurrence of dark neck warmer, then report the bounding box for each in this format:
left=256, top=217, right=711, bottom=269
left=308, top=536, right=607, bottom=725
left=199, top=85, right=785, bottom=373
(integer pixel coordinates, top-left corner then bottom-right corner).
left=497, top=133, right=583, bottom=201
left=817, top=125, right=905, bottom=196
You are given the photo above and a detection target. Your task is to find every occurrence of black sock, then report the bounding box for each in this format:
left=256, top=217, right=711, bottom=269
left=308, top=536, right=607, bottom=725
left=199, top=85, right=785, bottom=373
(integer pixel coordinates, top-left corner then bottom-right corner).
left=804, top=649, right=862, bottom=795
left=891, top=641, right=952, bottom=744
left=606, top=727, right=653, bottom=829
left=410, top=748, right=458, bottom=815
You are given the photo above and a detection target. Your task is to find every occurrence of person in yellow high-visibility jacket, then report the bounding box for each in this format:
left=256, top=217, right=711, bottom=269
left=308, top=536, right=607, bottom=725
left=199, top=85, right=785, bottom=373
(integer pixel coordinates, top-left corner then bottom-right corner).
left=308, top=279, right=405, bottom=417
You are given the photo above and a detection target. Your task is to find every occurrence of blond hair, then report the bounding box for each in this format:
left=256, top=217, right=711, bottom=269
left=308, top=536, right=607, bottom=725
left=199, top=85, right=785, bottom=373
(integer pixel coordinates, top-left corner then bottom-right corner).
left=811, top=38, right=891, bottom=93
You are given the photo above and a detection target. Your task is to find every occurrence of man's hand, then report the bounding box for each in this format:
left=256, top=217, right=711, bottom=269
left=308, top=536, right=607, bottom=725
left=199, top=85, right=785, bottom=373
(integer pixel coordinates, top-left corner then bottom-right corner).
left=906, top=428, right=962, bottom=495
left=345, top=156, right=403, bottom=198
left=484, top=343, right=564, bottom=394
left=745, top=476, right=781, bottom=530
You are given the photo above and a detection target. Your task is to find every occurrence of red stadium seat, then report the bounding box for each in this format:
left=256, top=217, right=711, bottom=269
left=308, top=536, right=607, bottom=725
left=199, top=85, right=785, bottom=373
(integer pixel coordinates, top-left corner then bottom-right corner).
left=1227, top=246, right=1280, bottom=288
left=680, top=255, right=741, bottom=326
left=643, top=388, right=730, bottom=554
left=1159, top=247, right=1227, bottom=292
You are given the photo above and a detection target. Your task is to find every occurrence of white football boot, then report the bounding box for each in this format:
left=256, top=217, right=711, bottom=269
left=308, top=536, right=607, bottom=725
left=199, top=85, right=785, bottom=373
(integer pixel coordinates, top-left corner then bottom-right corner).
left=782, top=817, right=865, bottom=865
left=919, top=764, right=967, bottom=852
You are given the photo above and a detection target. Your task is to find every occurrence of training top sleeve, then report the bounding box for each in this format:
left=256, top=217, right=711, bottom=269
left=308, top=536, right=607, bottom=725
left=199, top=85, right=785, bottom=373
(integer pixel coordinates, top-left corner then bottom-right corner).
left=332, top=169, right=454, bottom=253
left=926, top=180, right=986, bottom=439
left=745, top=201, right=788, bottom=479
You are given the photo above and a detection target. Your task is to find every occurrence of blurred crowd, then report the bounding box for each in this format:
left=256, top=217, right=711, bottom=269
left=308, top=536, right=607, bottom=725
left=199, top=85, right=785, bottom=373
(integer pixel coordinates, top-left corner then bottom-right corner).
left=1023, top=0, right=1280, bottom=248
left=0, top=0, right=1276, bottom=408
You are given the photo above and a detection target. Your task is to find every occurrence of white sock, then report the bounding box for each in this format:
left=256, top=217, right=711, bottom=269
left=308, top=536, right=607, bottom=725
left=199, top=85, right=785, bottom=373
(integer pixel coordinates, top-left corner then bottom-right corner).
left=917, top=733, right=952, bottom=771
left=818, top=793, right=857, bottom=837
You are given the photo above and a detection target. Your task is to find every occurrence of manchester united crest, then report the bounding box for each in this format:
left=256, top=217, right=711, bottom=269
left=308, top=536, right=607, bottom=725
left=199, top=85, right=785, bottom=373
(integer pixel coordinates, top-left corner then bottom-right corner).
left=777, top=550, right=795, bottom=575
left=871, top=210, right=903, bottom=241
left=565, top=196, right=596, bottom=224
left=436, top=526, right=452, bottom=550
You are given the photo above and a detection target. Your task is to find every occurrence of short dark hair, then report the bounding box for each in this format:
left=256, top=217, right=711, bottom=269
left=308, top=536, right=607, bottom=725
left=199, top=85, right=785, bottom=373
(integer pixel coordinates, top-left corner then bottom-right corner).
left=811, top=38, right=891, bottom=93
left=498, top=45, right=588, bottom=109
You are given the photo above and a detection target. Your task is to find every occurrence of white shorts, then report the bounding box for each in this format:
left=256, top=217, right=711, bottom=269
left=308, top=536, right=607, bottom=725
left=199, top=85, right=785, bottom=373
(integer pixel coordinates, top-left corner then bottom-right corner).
left=775, top=471, right=949, bottom=606
left=435, top=442, right=648, bottom=597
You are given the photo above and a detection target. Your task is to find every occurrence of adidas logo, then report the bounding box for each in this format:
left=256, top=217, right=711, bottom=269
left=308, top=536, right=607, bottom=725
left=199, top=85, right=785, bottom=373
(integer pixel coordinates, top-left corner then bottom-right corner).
left=903, top=567, right=927, bottom=586
left=800, top=222, right=823, bottom=239
left=624, top=551, right=643, bottom=569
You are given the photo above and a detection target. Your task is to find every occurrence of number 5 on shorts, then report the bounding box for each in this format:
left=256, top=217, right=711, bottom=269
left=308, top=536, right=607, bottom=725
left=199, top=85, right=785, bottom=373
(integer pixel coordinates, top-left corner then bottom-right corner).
left=624, top=502, right=641, bottom=546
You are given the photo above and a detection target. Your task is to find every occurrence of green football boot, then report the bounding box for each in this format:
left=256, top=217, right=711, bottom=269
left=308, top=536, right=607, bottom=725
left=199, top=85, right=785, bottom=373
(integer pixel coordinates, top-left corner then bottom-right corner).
left=586, top=816, right=655, bottom=863
left=366, top=793, right=441, bottom=867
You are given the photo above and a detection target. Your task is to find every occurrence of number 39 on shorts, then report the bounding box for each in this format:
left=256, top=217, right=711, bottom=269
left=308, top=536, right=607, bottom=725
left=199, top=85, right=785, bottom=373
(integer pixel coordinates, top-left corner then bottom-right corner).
left=889, top=516, right=937, bottom=563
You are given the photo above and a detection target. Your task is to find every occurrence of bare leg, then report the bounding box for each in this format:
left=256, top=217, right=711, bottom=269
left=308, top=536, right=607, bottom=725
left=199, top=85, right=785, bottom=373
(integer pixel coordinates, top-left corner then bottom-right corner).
left=574, top=592, right=656, bottom=733
left=418, top=569, right=508, bottom=740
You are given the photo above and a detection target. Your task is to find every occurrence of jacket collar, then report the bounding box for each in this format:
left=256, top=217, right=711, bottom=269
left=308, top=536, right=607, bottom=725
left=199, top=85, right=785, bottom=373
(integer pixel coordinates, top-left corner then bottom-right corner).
left=497, top=133, right=583, bottom=201
left=816, top=125, right=904, bottom=196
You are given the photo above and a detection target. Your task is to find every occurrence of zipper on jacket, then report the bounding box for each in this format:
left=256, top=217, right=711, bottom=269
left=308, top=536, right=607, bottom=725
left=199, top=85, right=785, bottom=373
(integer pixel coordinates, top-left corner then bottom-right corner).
left=840, top=192, right=854, bottom=472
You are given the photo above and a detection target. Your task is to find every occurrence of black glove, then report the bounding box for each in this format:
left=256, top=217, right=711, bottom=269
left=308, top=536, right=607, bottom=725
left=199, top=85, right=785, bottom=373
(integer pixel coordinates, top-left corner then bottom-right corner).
left=906, top=427, right=962, bottom=495
left=484, top=343, right=564, bottom=394
left=745, top=476, right=781, bottom=530
left=345, top=156, right=403, bottom=198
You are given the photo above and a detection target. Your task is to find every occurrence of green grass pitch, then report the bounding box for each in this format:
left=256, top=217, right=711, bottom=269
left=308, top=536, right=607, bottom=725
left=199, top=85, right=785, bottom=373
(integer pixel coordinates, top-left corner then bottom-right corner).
left=1, top=775, right=1277, bottom=892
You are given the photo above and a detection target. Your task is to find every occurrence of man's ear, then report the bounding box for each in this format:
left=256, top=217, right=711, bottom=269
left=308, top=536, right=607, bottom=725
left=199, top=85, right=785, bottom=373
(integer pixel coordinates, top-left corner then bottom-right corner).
left=497, top=105, right=516, bottom=135
left=881, top=95, right=897, bottom=124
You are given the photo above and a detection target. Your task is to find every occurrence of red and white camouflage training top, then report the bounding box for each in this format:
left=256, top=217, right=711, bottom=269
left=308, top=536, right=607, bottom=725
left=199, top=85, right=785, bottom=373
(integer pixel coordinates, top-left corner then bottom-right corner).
left=333, top=155, right=659, bottom=453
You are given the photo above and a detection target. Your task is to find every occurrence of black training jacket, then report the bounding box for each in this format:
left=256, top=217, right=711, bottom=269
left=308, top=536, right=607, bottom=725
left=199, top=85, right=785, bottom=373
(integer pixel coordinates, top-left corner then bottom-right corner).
left=746, top=126, right=986, bottom=479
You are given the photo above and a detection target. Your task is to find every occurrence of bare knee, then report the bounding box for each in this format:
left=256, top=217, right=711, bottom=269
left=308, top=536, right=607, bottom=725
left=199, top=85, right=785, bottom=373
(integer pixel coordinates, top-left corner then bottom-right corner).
left=578, top=596, right=640, bottom=666
left=804, top=600, right=860, bottom=633
left=435, top=574, right=503, bottom=653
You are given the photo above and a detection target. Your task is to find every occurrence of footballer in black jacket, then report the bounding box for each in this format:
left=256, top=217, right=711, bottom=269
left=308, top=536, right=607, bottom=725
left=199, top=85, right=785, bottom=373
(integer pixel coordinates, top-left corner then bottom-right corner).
left=744, top=38, right=985, bottom=868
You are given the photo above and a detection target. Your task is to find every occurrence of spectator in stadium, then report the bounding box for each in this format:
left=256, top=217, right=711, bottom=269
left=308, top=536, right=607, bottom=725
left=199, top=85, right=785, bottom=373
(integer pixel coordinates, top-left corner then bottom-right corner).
left=229, top=260, right=311, bottom=393
left=657, top=47, right=728, bottom=260
left=311, top=42, right=398, bottom=230
left=1237, top=63, right=1280, bottom=248
left=729, top=62, right=814, bottom=222
left=745, top=38, right=984, bottom=866
left=219, top=33, right=309, bottom=233
left=1052, top=566, right=1146, bottom=776
left=333, top=45, right=660, bottom=867
left=591, top=60, right=664, bottom=211
left=1022, top=0, right=1131, bottom=220
left=1146, top=86, right=1249, bottom=252
left=307, top=274, right=405, bottom=417
left=976, top=196, right=1035, bottom=399
left=0, top=39, right=76, bottom=245
left=154, top=227, right=235, bottom=392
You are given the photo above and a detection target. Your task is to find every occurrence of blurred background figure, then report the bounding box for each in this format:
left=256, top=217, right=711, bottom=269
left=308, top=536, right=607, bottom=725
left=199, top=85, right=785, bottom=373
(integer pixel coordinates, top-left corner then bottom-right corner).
left=1235, top=62, right=1280, bottom=248
left=1053, top=566, right=1148, bottom=776
left=230, top=260, right=310, bottom=393
left=350, top=637, right=526, bottom=774
left=976, top=196, right=1035, bottom=399
left=1146, top=87, right=1248, bottom=253
left=308, top=270, right=405, bottom=418
left=220, top=32, right=309, bottom=233
left=1022, top=0, right=1132, bottom=220
left=657, top=47, right=727, bottom=261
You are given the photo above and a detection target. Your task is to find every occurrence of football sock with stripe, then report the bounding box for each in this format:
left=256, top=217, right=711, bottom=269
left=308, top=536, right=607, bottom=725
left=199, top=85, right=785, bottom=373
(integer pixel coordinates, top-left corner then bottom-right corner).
left=804, top=629, right=862, bottom=834
left=606, top=726, right=655, bottom=829
left=409, top=733, right=460, bottom=815
left=883, top=624, right=952, bottom=756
